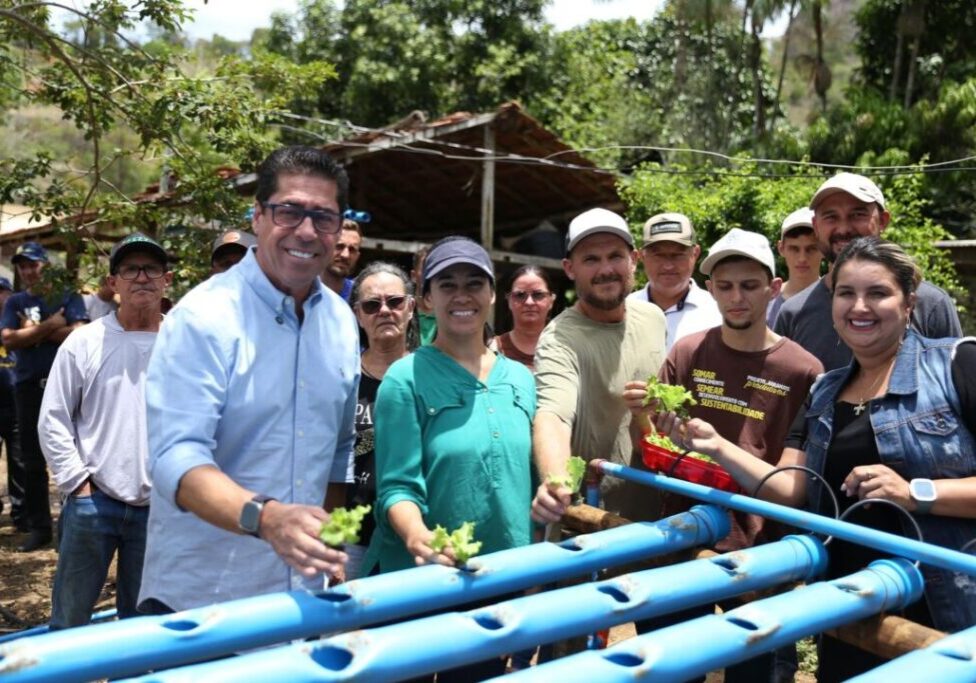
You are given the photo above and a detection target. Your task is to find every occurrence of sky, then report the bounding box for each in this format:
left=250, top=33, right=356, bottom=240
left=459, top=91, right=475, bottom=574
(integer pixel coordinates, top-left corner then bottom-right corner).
left=176, top=0, right=664, bottom=41
left=53, top=0, right=785, bottom=43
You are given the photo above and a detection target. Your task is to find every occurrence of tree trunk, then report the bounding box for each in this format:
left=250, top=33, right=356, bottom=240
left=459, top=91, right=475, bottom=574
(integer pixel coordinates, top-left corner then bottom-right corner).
left=904, top=35, right=920, bottom=108
left=769, top=0, right=798, bottom=131
left=889, top=1, right=907, bottom=102
left=813, top=0, right=828, bottom=112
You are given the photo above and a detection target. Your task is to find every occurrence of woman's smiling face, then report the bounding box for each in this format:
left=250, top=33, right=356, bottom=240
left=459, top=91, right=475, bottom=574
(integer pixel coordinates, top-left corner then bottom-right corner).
left=832, top=257, right=914, bottom=358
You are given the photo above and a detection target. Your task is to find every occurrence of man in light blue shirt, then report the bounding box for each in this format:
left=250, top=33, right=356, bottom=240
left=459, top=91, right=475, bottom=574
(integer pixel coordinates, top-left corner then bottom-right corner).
left=139, top=146, right=360, bottom=613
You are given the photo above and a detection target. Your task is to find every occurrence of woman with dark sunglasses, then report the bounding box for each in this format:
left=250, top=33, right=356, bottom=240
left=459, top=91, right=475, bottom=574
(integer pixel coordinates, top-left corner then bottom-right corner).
left=345, top=262, right=417, bottom=578
left=494, top=265, right=556, bottom=372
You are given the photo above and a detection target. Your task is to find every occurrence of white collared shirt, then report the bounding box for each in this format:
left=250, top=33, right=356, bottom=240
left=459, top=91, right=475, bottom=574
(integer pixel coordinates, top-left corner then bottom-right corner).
left=628, top=280, right=721, bottom=352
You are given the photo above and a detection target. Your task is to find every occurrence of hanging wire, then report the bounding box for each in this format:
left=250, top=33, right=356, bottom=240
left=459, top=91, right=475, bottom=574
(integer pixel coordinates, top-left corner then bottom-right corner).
left=835, top=498, right=924, bottom=568
left=751, top=465, right=840, bottom=543
left=275, top=111, right=976, bottom=180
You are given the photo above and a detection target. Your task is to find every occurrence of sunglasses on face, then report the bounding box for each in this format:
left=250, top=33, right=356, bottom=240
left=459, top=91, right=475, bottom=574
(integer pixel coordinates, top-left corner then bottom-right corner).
left=509, top=290, right=551, bottom=303
left=357, top=294, right=410, bottom=315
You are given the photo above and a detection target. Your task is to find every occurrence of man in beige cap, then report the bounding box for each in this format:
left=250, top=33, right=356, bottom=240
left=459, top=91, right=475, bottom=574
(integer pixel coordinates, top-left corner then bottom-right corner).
left=775, top=172, right=961, bottom=371
left=628, top=212, right=720, bottom=352
left=532, top=207, right=666, bottom=526
left=210, top=229, right=257, bottom=275
left=766, top=207, right=821, bottom=327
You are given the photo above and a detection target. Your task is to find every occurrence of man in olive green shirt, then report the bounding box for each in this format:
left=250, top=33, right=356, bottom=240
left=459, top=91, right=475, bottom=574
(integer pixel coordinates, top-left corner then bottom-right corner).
left=532, top=208, right=667, bottom=524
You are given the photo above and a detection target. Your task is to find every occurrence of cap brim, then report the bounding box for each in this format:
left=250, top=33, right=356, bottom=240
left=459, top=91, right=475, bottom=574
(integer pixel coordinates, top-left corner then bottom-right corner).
left=424, top=255, right=494, bottom=282
left=700, top=248, right=774, bottom=276
left=641, top=234, right=694, bottom=248
left=111, top=243, right=168, bottom=272
left=567, top=227, right=634, bottom=254
left=810, top=186, right=884, bottom=210
left=12, top=254, right=46, bottom=264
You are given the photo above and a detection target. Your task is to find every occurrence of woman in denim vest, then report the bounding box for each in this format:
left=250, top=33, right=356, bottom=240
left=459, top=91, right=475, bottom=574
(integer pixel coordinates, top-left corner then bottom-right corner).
left=657, top=237, right=976, bottom=681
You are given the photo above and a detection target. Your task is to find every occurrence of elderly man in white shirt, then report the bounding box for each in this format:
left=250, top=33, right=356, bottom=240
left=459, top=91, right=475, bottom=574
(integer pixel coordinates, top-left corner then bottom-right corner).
left=628, top=212, right=721, bottom=351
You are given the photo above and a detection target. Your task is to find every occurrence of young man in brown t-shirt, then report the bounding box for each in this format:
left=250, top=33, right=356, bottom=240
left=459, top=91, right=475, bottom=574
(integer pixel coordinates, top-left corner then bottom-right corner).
left=624, top=228, right=823, bottom=683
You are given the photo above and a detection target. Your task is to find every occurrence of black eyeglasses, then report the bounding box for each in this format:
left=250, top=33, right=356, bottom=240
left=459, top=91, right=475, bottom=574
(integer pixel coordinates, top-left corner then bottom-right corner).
left=509, top=290, right=551, bottom=303
left=261, top=202, right=343, bottom=235
left=117, top=264, right=166, bottom=280
left=357, top=295, right=410, bottom=315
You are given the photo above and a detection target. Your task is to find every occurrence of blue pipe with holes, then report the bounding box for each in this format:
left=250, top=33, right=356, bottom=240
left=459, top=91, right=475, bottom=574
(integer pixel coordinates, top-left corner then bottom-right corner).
left=0, top=505, right=728, bottom=683
left=593, top=460, right=976, bottom=576
left=0, top=609, right=117, bottom=645
left=846, top=623, right=976, bottom=683
left=502, top=557, right=924, bottom=683
left=126, top=534, right=826, bottom=682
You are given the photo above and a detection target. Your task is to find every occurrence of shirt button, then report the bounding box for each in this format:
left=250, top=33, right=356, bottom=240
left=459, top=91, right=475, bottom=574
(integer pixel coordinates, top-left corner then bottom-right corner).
left=299, top=380, right=306, bottom=389
left=493, top=432, right=500, bottom=438
left=296, top=479, right=304, bottom=487
left=428, top=408, right=436, bottom=415
left=298, top=430, right=304, bottom=437
left=488, top=407, right=495, bottom=414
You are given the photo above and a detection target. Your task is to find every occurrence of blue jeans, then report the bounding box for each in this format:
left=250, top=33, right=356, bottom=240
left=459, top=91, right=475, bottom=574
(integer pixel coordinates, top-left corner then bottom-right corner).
left=50, top=489, right=149, bottom=630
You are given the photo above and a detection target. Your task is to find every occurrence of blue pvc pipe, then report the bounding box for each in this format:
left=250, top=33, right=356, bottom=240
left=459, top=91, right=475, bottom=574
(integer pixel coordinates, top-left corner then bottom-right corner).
left=847, top=623, right=976, bottom=683
left=595, top=460, right=976, bottom=577
left=0, top=609, right=117, bottom=645
left=502, top=558, right=924, bottom=683
left=127, top=535, right=826, bottom=682
left=0, top=505, right=728, bottom=683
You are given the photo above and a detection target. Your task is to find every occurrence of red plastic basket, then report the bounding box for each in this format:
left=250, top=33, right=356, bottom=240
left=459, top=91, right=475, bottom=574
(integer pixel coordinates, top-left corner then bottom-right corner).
left=641, top=437, right=741, bottom=493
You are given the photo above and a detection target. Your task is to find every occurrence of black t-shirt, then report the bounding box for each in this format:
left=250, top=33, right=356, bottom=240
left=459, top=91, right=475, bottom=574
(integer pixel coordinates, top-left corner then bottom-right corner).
left=348, top=370, right=382, bottom=546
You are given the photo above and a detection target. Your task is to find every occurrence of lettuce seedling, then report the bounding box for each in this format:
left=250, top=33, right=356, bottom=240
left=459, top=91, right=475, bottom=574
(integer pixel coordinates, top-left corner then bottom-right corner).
left=319, top=504, right=371, bottom=547
left=546, top=455, right=587, bottom=492
left=642, top=377, right=697, bottom=418
left=428, top=522, right=483, bottom=564
left=644, top=432, right=716, bottom=463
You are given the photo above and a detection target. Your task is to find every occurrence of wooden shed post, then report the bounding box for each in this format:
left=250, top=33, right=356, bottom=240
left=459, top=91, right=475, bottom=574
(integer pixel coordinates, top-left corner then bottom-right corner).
left=480, top=123, right=496, bottom=252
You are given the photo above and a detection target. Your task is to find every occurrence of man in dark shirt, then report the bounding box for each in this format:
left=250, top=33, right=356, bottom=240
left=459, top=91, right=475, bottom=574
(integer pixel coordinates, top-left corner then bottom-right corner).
left=0, top=242, right=88, bottom=551
left=0, top=276, right=23, bottom=528
left=774, top=173, right=961, bottom=370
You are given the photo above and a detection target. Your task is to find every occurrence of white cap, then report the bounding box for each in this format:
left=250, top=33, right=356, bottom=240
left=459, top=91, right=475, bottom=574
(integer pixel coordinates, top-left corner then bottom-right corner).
left=700, top=228, right=776, bottom=277
left=565, top=208, right=634, bottom=254
left=809, top=172, right=886, bottom=210
left=780, top=207, right=815, bottom=238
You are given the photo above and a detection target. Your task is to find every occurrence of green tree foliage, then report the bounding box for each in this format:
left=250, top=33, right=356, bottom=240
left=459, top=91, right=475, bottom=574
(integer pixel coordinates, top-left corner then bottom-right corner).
left=619, top=161, right=960, bottom=300
left=0, top=0, right=337, bottom=295
left=856, top=0, right=976, bottom=107
left=255, top=0, right=552, bottom=129
left=528, top=10, right=777, bottom=172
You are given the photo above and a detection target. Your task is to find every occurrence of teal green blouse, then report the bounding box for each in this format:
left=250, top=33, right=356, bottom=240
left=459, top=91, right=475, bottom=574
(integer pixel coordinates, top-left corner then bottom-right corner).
left=367, top=346, right=535, bottom=573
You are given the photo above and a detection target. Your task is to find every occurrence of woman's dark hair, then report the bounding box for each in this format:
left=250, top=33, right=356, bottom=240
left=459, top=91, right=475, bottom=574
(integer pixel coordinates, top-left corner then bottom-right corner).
left=507, top=264, right=553, bottom=295
left=831, top=237, right=922, bottom=300
left=350, top=261, right=419, bottom=351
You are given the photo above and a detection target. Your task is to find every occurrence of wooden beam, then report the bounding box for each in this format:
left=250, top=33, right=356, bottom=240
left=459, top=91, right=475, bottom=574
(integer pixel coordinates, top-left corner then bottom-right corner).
left=480, top=123, right=496, bottom=252
left=359, top=234, right=563, bottom=271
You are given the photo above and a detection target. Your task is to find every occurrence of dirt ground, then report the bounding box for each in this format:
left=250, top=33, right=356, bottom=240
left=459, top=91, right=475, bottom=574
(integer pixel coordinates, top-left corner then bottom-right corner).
left=0, top=453, right=118, bottom=637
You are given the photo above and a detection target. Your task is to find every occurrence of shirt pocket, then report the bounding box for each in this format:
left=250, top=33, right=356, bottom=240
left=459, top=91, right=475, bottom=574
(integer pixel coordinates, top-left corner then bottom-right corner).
left=907, top=409, right=972, bottom=476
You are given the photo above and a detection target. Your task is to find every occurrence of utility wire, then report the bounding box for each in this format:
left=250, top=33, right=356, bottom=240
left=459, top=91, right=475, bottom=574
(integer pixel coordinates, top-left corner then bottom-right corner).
left=278, top=111, right=976, bottom=180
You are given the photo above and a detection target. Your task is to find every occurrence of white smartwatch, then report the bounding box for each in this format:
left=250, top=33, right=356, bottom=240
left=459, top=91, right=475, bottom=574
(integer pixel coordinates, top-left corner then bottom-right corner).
left=909, top=478, right=937, bottom=514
